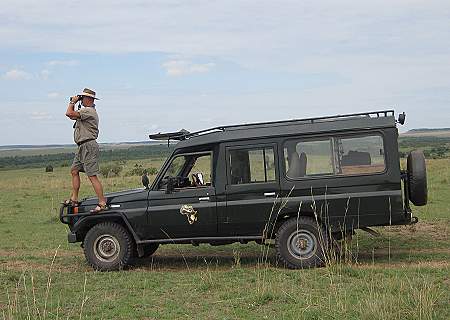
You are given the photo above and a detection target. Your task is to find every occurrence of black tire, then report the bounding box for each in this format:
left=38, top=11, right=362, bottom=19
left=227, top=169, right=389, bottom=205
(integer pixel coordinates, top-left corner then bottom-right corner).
left=84, top=222, right=135, bottom=271
left=275, top=217, right=328, bottom=269
left=407, top=150, right=428, bottom=206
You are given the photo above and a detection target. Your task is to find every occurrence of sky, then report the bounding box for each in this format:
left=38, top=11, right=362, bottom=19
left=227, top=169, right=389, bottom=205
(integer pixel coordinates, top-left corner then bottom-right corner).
left=0, top=0, right=449, bottom=145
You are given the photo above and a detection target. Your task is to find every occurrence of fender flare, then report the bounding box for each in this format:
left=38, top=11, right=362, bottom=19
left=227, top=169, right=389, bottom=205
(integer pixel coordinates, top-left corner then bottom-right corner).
left=72, top=212, right=140, bottom=244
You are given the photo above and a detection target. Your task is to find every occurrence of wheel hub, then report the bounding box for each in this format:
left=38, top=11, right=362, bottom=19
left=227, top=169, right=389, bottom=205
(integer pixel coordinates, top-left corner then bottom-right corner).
left=287, top=230, right=317, bottom=260
left=93, top=234, right=120, bottom=262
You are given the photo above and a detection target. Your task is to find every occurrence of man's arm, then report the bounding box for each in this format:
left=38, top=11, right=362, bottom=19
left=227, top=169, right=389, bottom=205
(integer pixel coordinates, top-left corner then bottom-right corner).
left=65, top=97, right=81, bottom=120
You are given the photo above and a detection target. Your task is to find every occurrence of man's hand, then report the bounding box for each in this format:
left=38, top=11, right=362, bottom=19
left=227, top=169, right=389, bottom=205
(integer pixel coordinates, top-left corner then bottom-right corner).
left=70, top=95, right=81, bottom=103
left=66, top=96, right=81, bottom=120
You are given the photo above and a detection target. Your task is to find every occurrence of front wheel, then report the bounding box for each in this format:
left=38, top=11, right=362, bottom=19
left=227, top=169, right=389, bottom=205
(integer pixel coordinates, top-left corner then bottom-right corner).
left=275, top=217, right=328, bottom=269
left=84, top=222, right=135, bottom=271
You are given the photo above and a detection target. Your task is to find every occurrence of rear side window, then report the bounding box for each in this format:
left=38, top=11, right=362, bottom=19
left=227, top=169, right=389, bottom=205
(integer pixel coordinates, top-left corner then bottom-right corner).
left=336, top=135, right=385, bottom=175
left=283, top=134, right=386, bottom=179
left=284, top=139, right=333, bottom=178
left=229, top=147, right=275, bottom=184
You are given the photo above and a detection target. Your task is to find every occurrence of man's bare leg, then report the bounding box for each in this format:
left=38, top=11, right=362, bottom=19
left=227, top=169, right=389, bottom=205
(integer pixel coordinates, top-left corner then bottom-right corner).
left=71, top=169, right=81, bottom=201
left=88, top=175, right=107, bottom=205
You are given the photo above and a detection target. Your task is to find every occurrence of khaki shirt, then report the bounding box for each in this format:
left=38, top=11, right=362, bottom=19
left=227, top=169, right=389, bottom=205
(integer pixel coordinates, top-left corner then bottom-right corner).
left=73, top=107, right=99, bottom=144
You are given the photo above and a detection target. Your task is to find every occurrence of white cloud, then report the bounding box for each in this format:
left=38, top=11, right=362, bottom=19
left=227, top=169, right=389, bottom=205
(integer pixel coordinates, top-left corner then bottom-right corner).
left=46, top=59, right=79, bottom=67
left=162, top=60, right=215, bottom=76
left=2, top=69, right=32, bottom=80
left=29, top=111, right=52, bottom=120
left=40, top=69, right=50, bottom=80
left=47, top=92, right=60, bottom=98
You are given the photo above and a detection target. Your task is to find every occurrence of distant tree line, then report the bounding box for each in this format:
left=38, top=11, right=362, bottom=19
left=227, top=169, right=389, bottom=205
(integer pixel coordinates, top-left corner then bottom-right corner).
left=398, top=137, right=450, bottom=159
left=0, top=145, right=174, bottom=170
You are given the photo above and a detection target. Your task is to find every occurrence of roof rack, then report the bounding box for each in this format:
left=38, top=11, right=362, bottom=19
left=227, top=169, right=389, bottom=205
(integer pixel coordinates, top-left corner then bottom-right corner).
left=149, top=110, right=395, bottom=141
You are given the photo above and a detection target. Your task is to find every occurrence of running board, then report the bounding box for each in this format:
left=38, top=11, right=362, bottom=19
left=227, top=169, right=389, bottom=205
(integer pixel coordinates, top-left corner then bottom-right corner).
left=137, top=235, right=262, bottom=245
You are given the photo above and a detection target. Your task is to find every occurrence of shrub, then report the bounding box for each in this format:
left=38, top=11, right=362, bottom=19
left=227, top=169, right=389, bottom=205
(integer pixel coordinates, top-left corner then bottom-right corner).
left=127, top=164, right=146, bottom=176
left=100, top=163, right=123, bottom=178
left=126, top=164, right=158, bottom=176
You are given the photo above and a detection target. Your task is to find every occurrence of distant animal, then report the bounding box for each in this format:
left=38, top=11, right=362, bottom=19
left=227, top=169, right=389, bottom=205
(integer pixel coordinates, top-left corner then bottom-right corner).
left=45, top=165, right=53, bottom=172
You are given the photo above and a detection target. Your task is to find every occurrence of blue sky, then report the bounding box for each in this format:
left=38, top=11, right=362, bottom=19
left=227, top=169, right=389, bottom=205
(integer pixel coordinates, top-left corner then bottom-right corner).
left=1, top=0, right=449, bottom=145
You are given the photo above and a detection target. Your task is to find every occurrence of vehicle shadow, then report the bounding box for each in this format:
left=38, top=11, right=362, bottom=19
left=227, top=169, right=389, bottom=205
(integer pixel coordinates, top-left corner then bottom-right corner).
left=131, top=250, right=277, bottom=270
left=129, top=246, right=448, bottom=271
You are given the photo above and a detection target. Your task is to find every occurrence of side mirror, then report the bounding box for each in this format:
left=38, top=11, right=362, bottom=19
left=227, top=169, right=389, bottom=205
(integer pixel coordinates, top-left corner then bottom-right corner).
left=397, top=112, right=406, bottom=125
left=141, top=173, right=149, bottom=189
left=166, top=177, right=175, bottom=194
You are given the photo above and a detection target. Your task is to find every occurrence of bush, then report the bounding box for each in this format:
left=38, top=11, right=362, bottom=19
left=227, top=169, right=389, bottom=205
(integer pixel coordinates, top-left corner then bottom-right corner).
left=127, top=164, right=146, bottom=176
left=100, top=163, right=123, bottom=178
left=126, top=164, right=158, bottom=176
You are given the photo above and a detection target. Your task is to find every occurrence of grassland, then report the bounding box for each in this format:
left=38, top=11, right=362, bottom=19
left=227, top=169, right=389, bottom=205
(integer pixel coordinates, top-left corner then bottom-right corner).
left=0, top=158, right=449, bottom=319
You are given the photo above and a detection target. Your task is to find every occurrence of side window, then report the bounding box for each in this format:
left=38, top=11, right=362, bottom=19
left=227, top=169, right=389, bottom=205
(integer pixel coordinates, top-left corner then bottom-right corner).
left=189, top=153, right=212, bottom=185
left=229, top=147, right=275, bottom=184
left=165, top=155, right=186, bottom=177
left=284, top=139, right=333, bottom=178
left=336, top=135, right=385, bottom=175
left=159, top=153, right=212, bottom=189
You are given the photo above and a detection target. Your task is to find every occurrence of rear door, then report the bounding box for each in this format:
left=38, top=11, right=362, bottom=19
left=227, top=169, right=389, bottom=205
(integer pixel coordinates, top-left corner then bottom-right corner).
left=221, top=141, right=281, bottom=236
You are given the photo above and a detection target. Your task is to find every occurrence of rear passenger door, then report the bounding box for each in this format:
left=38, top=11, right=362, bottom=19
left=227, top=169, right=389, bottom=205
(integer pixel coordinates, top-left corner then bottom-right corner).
left=221, top=141, right=280, bottom=236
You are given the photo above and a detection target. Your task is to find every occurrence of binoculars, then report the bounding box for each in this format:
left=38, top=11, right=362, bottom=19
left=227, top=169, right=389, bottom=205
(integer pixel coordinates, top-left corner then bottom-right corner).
left=69, top=95, right=83, bottom=102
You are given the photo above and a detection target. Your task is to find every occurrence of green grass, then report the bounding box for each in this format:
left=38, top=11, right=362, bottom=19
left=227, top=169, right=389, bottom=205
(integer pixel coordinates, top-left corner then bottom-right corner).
left=0, top=158, right=449, bottom=319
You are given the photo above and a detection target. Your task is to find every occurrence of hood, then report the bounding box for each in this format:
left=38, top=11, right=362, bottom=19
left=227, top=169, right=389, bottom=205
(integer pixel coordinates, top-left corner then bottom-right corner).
left=80, top=188, right=148, bottom=206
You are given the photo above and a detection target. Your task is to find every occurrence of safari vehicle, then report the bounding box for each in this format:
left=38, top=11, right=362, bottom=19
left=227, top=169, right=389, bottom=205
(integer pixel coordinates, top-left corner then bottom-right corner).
left=60, top=110, right=427, bottom=271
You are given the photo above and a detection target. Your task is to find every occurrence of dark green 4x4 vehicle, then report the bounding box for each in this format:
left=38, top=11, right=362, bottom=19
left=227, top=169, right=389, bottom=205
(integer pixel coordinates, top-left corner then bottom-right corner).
left=60, top=110, right=427, bottom=271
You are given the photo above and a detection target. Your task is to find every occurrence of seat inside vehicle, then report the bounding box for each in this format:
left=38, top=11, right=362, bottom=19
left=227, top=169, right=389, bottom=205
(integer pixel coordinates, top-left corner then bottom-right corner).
left=230, top=150, right=251, bottom=184
left=341, top=150, right=371, bottom=166
left=286, top=151, right=307, bottom=178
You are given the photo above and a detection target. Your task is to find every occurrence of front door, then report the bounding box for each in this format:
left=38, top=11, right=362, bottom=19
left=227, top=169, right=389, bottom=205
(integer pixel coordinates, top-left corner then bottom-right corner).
left=147, top=151, right=217, bottom=239
left=221, top=142, right=281, bottom=236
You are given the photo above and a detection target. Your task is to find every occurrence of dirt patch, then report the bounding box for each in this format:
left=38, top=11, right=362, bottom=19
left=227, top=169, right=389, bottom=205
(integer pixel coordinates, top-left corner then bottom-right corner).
left=0, top=259, right=73, bottom=272
left=384, top=222, right=450, bottom=242
left=0, top=249, right=76, bottom=259
left=356, top=260, right=450, bottom=270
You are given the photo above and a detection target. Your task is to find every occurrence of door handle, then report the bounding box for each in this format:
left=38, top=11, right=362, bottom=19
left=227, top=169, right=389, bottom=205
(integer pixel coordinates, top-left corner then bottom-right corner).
left=199, top=196, right=210, bottom=201
left=264, top=192, right=276, bottom=197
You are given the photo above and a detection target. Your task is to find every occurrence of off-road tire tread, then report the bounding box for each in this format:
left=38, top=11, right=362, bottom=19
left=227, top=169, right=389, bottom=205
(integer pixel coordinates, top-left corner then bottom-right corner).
left=84, top=222, right=134, bottom=271
left=407, top=150, right=428, bottom=206
left=275, top=217, right=328, bottom=269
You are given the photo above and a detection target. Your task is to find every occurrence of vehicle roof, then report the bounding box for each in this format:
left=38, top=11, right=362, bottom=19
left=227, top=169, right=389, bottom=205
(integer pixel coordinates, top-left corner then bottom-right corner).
left=169, top=110, right=398, bottom=149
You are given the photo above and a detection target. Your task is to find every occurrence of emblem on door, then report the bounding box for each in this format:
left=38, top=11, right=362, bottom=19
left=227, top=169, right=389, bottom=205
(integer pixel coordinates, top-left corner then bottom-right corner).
left=180, top=205, right=198, bottom=225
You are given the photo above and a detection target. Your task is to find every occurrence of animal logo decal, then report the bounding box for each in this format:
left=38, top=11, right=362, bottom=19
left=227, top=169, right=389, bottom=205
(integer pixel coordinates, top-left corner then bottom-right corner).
left=180, top=205, right=198, bottom=225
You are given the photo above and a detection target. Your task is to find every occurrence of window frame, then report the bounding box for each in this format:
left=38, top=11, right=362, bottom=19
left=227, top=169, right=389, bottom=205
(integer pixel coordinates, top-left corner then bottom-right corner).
left=281, top=131, right=388, bottom=181
left=226, top=144, right=278, bottom=186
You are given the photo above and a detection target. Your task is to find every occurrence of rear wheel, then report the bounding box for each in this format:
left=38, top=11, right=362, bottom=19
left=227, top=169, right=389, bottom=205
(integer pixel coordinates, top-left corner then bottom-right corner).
left=275, top=217, right=328, bottom=269
left=84, top=222, right=134, bottom=271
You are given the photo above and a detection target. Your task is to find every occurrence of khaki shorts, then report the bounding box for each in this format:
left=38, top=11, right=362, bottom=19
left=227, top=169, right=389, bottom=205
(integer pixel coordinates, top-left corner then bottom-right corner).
left=71, top=140, right=100, bottom=176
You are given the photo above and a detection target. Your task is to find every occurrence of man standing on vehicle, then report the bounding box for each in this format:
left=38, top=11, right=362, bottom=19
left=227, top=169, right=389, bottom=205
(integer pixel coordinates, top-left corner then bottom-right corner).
left=64, top=88, right=108, bottom=213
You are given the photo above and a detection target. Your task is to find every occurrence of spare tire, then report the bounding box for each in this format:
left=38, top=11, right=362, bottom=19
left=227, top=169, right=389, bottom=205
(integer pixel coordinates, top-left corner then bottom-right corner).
left=407, top=150, right=428, bottom=206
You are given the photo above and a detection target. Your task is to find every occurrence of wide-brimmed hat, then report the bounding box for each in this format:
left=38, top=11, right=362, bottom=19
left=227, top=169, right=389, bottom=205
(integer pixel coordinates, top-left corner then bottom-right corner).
left=79, top=88, right=99, bottom=100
